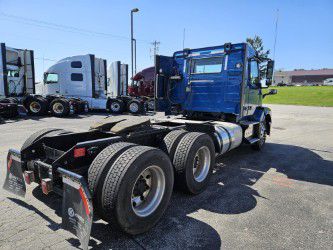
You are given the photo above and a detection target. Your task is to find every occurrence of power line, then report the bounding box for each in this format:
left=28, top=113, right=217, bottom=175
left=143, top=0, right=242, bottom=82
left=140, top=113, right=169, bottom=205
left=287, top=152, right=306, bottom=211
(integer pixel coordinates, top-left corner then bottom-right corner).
left=0, top=12, right=151, bottom=44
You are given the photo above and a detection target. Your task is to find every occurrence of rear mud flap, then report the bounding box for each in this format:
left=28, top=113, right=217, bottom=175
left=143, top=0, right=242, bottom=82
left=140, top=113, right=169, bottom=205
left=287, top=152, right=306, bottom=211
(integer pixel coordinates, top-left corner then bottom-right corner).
left=58, top=168, right=93, bottom=250
left=2, top=149, right=26, bottom=197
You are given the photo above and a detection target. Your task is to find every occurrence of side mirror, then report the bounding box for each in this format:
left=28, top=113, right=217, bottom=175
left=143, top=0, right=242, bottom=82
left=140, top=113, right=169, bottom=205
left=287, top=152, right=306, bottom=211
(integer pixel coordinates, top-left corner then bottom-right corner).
left=263, top=89, right=277, bottom=98
left=265, top=60, right=275, bottom=86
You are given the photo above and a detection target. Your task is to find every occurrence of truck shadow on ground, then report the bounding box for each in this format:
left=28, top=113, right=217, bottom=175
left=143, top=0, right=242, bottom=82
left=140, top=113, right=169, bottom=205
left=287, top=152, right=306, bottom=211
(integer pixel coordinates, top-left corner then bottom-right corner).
left=9, top=142, right=333, bottom=249
left=0, top=112, right=110, bottom=124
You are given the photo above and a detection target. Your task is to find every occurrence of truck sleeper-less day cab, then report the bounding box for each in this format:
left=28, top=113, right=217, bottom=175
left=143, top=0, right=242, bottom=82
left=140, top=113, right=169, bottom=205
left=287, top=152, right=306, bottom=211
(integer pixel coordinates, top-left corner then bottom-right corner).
left=3, top=42, right=277, bottom=249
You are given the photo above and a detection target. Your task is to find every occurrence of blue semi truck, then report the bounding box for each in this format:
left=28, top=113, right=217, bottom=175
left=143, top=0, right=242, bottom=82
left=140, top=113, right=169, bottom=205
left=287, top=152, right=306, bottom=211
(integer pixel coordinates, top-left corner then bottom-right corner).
left=3, top=42, right=277, bottom=248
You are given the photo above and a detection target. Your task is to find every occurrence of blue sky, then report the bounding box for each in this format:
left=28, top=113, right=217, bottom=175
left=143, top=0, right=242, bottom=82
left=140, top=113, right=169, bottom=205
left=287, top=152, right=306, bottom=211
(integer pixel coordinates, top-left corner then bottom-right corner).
left=1, top=0, right=332, bottom=81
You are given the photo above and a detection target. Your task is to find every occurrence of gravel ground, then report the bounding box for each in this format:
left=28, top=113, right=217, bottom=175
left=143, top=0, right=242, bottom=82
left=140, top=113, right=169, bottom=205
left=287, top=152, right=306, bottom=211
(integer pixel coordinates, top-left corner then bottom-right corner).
left=0, top=104, right=332, bottom=249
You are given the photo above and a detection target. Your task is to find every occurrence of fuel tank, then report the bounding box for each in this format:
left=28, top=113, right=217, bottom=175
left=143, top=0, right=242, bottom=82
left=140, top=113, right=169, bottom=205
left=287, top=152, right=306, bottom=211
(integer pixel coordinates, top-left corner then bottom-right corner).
left=212, top=121, right=243, bottom=155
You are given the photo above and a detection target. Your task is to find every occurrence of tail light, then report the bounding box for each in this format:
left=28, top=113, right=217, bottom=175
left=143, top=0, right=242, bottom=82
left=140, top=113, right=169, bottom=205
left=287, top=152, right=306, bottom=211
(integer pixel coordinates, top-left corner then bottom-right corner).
left=41, top=178, right=53, bottom=195
left=74, top=147, right=86, bottom=158
left=24, top=171, right=35, bottom=184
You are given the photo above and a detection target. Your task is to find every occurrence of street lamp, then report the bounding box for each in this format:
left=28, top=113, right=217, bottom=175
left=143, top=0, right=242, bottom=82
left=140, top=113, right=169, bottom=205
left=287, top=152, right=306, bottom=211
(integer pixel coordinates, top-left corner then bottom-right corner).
left=131, top=8, right=139, bottom=85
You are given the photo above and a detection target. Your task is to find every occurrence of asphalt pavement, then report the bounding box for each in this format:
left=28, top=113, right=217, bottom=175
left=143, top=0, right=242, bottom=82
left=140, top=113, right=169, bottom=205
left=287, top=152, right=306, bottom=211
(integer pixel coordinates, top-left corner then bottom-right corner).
left=0, top=104, right=332, bottom=249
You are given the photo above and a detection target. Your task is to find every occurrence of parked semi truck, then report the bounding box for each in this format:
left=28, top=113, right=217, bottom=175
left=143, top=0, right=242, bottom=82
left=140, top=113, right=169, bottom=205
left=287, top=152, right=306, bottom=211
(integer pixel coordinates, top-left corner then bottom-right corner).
left=108, top=67, right=155, bottom=115
left=42, top=57, right=132, bottom=114
left=0, top=43, right=88, bottom=118
left=0, top=43, right=35, bottom=118
left=3, top=42, right=277, bottom=248
left=108, top=66, right=155, bottom=114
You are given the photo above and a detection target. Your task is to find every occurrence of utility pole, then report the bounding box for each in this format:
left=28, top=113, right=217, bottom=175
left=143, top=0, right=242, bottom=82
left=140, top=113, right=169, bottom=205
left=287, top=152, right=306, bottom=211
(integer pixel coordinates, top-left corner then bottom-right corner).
left=273, top=9, right=279, bottom=61
left=150, top=41, right=160, bottom=60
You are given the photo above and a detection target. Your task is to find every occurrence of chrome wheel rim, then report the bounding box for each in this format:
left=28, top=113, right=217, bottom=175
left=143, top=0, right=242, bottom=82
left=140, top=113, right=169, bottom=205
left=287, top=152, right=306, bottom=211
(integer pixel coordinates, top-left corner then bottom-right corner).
left=30, top=101, right=41, bottom=113
left=148, top=100, right=154, bottom=110
left=131, top=165, right=165, bottom=217
left=53, top=103, right=64, bottom=114
left=193, top=146, right=211, bottom=182
left=129, top=102, right=139, bottom=113
left=111, top=102, right=120, bottom=112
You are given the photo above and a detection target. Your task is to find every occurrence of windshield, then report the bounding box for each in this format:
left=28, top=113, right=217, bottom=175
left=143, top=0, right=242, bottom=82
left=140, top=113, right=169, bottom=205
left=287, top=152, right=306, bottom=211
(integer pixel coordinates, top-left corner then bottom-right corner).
left=45, top=73, right=58, bottom=84
left=190, top=57, right=223, bottom=74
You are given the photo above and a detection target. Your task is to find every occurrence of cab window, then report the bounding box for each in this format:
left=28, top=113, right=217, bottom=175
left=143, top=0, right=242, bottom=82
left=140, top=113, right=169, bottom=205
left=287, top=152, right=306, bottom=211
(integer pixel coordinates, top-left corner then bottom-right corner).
left=45, top=73, right=58, bottom=84
left=249, top=60, right=259, bottom=86
left=71, top=73, right=83, bottom=81
left=190, top=57, right=223, bottom=74
left=71, top=61, right=82, bottom=68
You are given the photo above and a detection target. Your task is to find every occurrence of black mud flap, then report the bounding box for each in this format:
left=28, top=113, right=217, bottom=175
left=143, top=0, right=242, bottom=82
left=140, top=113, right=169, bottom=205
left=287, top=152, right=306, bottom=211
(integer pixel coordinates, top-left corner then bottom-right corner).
left=58, top=168, right=93, bottom=250
left=2, top=149, right=26, bottom=197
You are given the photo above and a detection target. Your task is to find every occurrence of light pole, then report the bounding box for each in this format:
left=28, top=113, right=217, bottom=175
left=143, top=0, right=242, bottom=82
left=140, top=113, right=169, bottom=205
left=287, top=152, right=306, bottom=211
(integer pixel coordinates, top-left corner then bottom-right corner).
left=131, top=8, right=139, bottom=86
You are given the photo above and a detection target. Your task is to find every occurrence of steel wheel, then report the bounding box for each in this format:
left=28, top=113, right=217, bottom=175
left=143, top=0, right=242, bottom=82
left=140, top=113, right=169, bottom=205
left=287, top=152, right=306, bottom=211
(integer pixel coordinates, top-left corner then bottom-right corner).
left=111, top=102, right=120, bottom=112
left=52, top=102, right=64, bottom=114
left=148, top=100, right=154, bottom=110
left=29, top=101, right=41, bottom=113
left=131, top=165, right=166, bottom=217
left=129, top=102, right=139, bottom=113
left=193, top=146, right=211, bottom=182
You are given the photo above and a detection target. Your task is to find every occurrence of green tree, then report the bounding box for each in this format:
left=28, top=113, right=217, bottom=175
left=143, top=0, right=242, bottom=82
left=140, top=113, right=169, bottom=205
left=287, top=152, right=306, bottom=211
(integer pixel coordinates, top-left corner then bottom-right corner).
left=246, top=35, right=270, bottom=78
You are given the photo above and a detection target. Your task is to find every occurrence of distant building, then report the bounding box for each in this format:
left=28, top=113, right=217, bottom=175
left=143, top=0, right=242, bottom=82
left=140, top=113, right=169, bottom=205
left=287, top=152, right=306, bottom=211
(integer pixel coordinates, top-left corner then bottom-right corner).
left=273, top=69, right=333, bottom=86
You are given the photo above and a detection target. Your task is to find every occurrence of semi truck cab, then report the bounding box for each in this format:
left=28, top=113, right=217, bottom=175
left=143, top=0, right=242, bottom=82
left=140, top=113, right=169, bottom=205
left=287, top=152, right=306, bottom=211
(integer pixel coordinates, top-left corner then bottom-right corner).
left=43, top=54, right=108, bottom=109
left=155, top=43, right=275, bottom=121
left=3, top=42, right=277, bottom=248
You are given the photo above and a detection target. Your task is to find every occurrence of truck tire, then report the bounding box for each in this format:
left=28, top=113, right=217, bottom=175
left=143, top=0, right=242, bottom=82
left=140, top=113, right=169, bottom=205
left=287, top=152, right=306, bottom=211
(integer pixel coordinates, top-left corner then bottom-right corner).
left=88, top=142, right=135, bottom=219
left=50, top=98, right=70, bottom=117
left=21, top=128, right=69, bottom=151
left=4, top=97, right=18, bottom=104
left=127, top=99, right=143, bottom=115
left=109, top=99, right=124, bottom=114
left=160, top=130, right=188, bottom=161
left=173, top=132, right=215, bottom=194
left=147, top=99, right=155, bottom=111
left=26, top=97, right=48, bottom=116
left=101, top=146, right=174, bottom=235
left=251, top=118, right=267, bottom=151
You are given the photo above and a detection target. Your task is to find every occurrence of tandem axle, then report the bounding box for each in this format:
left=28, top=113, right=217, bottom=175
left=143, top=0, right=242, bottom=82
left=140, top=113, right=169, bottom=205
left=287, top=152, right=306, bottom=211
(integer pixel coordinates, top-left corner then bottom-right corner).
left=3, top=113, right=270, bottom=248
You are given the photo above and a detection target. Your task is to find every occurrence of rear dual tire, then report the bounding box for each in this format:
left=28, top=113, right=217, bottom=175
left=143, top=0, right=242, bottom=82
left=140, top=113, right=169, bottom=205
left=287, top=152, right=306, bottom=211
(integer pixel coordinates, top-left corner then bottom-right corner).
left=127, top=100, right=144, bottom=115
left=26, top=97, right=48, bottom=116
left=88, top=144, right=174, bottom=235
left=162, top=130, right=215, bottom=194
left=50, top=99, right=70, bottom=117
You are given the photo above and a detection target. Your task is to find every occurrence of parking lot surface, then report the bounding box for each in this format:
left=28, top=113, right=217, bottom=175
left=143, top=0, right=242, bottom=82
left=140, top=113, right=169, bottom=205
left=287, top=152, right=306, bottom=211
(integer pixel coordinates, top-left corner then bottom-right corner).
left=0, top=104, right=332, bottom=249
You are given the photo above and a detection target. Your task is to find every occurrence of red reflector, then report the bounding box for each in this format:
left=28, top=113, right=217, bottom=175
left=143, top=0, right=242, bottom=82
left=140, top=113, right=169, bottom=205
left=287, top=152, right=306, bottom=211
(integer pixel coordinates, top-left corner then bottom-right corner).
left=74, top=148, right=86, bottom=158
left=7, top=156, right=13, bottom=171
left=24, top=171, right=35, bottom=184
left=41, top=178, right=53, bottom=195
left=79, top=186, right=91, bottom=216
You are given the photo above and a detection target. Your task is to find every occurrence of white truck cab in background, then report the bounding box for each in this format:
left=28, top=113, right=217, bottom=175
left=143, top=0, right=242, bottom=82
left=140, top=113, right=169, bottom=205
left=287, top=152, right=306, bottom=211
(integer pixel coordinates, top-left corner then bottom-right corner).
left=43, top=54, right=108, bottom=109
left=42, top=55, right=128, bottom=110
